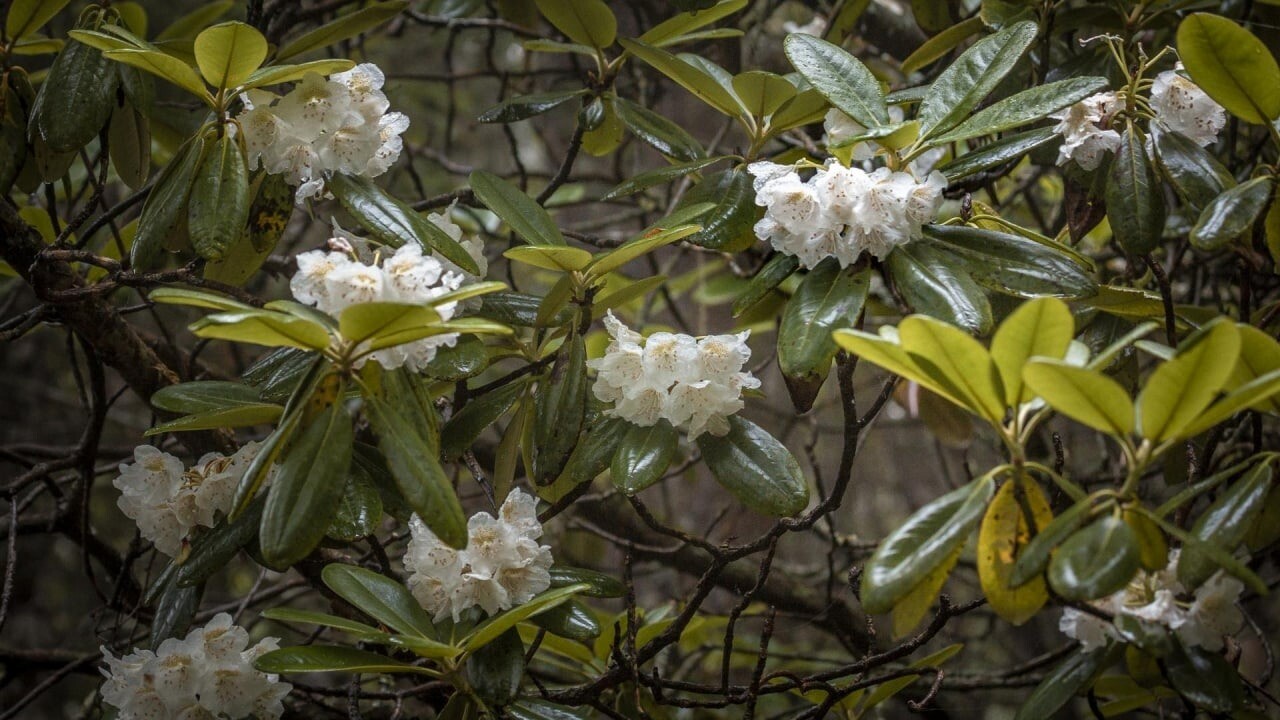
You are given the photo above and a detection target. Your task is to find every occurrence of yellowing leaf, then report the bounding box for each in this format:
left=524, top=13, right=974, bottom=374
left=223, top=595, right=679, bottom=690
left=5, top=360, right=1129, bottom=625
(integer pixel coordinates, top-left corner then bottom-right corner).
left=891, top=544, right=961, bottom=638
left=978, top=477, right=1051, bottom=625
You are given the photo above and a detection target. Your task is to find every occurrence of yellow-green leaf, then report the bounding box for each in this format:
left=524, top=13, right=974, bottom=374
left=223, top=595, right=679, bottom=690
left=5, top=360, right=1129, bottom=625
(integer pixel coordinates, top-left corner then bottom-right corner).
left=534, top=0, right=617, bottom=49
left=1136, top=320, right=1240, bottom=441
left=898, top=315, right=1006, bottom=424
left=104, top=48, right=213, bottom=104
left=6, top=0, right=71, bottom=41
left=1178, top=13, right=1280, bottom=124
left=193, top=21, right=267, bottom=89
left=990, top=297, right=1075, bottom=405
left=1023, top=359, right=1134, bottom=437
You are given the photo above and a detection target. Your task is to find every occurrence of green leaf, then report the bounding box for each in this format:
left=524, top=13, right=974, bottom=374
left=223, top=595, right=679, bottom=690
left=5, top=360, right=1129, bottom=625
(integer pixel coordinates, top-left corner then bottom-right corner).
left=678, top=169, right=757, bottom=251
left=1009, top=499, right=1093, bottom=587
left=556, top=415, right=629, bottom=486
left=327, top=471, right=384, bottom=541
left=441, top=379, right=528, bottom=460
left=504, top=245, right=594, bottom=272
left=783, top=33, right=887, bottom=128
left=1023, top=360, right=1134, bottom=436
left=637, top=0, right=747, bottom=46
left=617, top=38, right=744, bottom=117
left=1014, top=646, right=1117, bottom=720
left=231, top=359, right=326, bottom=516
left=150, top=577, right=201, bottom=649
left=240, top=59, right=357, bottom=89
left=478, top=89, right=586, bottom=123
left=601, top=157, right=727, bottom=200
left=937, top=127, right=1057, bottom=182
left=262, top=608, right=387, bottom=638
left=176, top=495, right=265, bottom=588
left=778, top=259, right=870, bottom=380
left=831, top=328, right=966, bottom=409
left=1137, top=320, right=1240, bottom=441
left=918, top=21, right=1037, bottom=137
left=920, top=224, right=1098, bottom=299
left=255, top=646, right=438, bottom=676
left=611, top=420, right=679, bottom=494
left=364, top=395, right=467, bottom=549
left=426, top=336, right=489, bottom=381
left=901, top=15, right=984, bottom=75
left=534, top=0, right=616, bottom=49
left=103, top=48, right=212, bottom=104
left=462, top=584, right=588, bottom=652
left=156, top=1, right=235, bottom=42
left=145, top=404, right=283, bottom=435
left=587, top=224, right=699, bottom=278
left=467, top=628, right=524, bottom=706
left=188, top=131, right=249, bottom=261
left=548, top=566, right=625, bottom=598
left=898, top=315, right=1006, bottom=424
left=767, top=87, right=831, bottom=133
left=990, top=297, right=1074, bottom=405
left=277, top=1, right=409, bottom=60
left=533, top=335, right=588, bottom=484
left=338, top=302, right=443, bottom=345
left=929, top=76, right=1108, bottom=145
left=1177, top=462, right=1273, bottom=588
left=131, top=135, right=207, bottom=270
left=696, top=416, right=810, bottom=517
left=260, top=400, right=353, bottom=567
left=1047, top=515, right=1139, bottom=601
left=731, top=70, right=796, bottom=118
left=29, top=37, right=118, bottom=152
left=193, top=21, right=267, bottom=89
left=733, top=253, right=799, bottom=317
left=1177, top=13, right=1280, bottom=124
left=886, top=243, right=993, bottom=335
left=1165, top=642, right=1245, bottom=713
left=1106, top=125, right=1166, bottom=256
left=860, top=474, right=996, bottom=613
left=614, top=97, right=705, bottom=161
left=151, top=381, right=264, bottom=414
left=191, top=309, right=331, bottom=350
left=531, top=600, right=600, bottom=641
left=6, top=0, right=72, bottom=40
left=1152, top=129, right=1235, bottom=212
left=1190, top=176, right=1272, bottom=251
left=469, top=170, right=565, bottom=246
left=1182, top=368, right=1280, bottom=438
left=108, top=101, right=150, bottom=190
left=328, top=174, right=480, bottom=274
left=322, top=563, right=438, bottom=638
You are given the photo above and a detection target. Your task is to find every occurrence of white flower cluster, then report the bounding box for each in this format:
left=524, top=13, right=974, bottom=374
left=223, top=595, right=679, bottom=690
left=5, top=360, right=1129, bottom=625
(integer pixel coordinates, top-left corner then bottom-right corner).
left=1051, top=92, right=1124, bottom=170
left=291, top=216, right=486, bottom=371
left=237, top=63, right=409, bottom=203
left=404, top=489, right=553, bottom=622
left=1059, top=550, right=1244, bottom=652
left=114, top=443, right=262, bottom=557
left=748, top=160, right=946, bottom=268
left=1150, top=62, right=1226, bottom=146
left=588, top=311, right=760, bottom=439
left=100, top=613, right=290, bottom=720
left=1053, top=63, right=1225, bottom=169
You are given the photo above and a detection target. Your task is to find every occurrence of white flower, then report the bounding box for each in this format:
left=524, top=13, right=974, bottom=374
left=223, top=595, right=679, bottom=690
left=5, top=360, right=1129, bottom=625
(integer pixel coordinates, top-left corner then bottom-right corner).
left=588, top=312, right=758, bottom=438
left=1150, top=63, right=1225, bottom=147
left=782, top=15, right=827, bottom=37
left=1051, top=91, right=1124, bottom=170
left=236, top=63, right=409, bottom=204
left=324, top=260, right=384, bottom=311
left=749, top=160, right=942, bottom=268
left=404, top=489, right=553, bottom=622
left=100, top=613, right=291, bottom=720
left=1058, top=549, right=1245, bottom=651
left=113, top=444, right=263, bottom=557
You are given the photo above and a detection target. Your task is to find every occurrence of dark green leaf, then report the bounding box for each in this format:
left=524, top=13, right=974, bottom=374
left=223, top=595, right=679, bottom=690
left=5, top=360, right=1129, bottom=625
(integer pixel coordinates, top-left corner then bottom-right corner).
left=679, top=169, right=757, bottom=251
left=1009, top=499, right=1096, bottom=587
left=329, top=173, right=479, bottom=274
left=176, top=495, right=265, bottom=587
left=467, top=627, right=525, bottom=706
left=150, top=578, right=202, bottom=650
left=733, top=253, right=799, bottom=317
left=937, top=127, right=1057, bottom=182
left=255, top=646, right=436, bottom=675
left=557, top=415, right=629, bottom=486
left=29, top=37, right=118, bottom=152
left=1165, top=642, right=1244, bottom=713
left=548, top=566, right=625, bottom=598
left=1047, top=515, right=1139, bottom=601
left=276, top=1, right=409, bottom=60
left=531, top=599, right=600, bottom=641
left=1177, top=462, right=1273, bottom=588
left=614, top=97, right=704, bottom=161
left=131, top=134, right=205, bottom=270
left=611, top=420, right=679, bottom=494
left=463, top=584, right=587, bottom=652
left=108, top=101, right=150, bottom=190
left=920, top=224, right=1097, bottom=298
left=778, top=259, right=870, bottom=379
left=860, top=475, right=995, bottom=613
left=533, top=335, right=588, bottom=484
left=886, top=242, right=993, bottom=334
left=783, top=33, right=886, bottom=128
left=696, top=416, right=810, bottom=517
left=364, top=395, right=467, bottom=549
left=478, top=89, right=586, bottom=123
left=188, top=131, right=250, bottom=261
left=1152, top=129, right=1235, bottom=212
left=260, top=400, right=354, bottom=568
left=441, top=379, right=528, bottom=460
left=469, top=170, right=566, bottom=246
left=321, top=563, right=438, bottom=638
left=426, top=335, right=489, bottom=381
left=1189, top=176, right=1272, bottom=251
left=1106, top=126, right=1166, bottom=255
left=507, top=699, right=592, bottom=720
left=327, top=471, right=384, bottom=541
left=601, top=156, right=728, bottom=200
left=918, top=21, right=1037, bottom=137
left=1014, top=646, right=1117, bottom=720
left=478, top=292, right=572, bottom=327
left=931, top=76, right=1108, bottom=145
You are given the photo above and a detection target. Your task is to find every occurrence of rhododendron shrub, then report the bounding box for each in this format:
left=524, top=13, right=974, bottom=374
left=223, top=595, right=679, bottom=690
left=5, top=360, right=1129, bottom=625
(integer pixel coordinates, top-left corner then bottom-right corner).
left=2, top=2, right=1280, bottom=719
